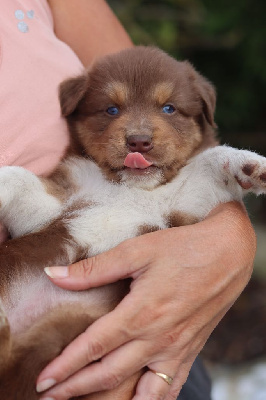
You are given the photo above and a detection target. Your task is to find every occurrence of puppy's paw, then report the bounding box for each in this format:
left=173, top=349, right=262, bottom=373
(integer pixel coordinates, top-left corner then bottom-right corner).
left=225, top=150, right=266, bottom=194
left=0, top=167, right=26, bottom=213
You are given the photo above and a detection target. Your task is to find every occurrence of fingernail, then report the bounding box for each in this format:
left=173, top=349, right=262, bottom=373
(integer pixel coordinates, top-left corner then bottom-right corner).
left=44, top=266, right=69, bottom=279
left=36, top=378, right=57, bottom=393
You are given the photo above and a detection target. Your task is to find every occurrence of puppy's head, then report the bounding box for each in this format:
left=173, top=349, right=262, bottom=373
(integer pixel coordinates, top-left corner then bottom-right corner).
left=60, top=46, right=217, bottom=189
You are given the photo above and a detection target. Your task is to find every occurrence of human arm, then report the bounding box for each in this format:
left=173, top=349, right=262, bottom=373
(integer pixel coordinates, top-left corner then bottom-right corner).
left=47, top=0, right=133, bottom=66
left=37, top=202, right=256, bottom=400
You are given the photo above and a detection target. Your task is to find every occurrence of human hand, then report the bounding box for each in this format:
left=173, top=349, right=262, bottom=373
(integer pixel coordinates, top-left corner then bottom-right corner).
left=36, top=202, right=255, bottom=400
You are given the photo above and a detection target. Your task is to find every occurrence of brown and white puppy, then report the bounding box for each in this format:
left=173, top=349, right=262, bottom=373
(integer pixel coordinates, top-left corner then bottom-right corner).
left=0, top=46, right=266, bottom=400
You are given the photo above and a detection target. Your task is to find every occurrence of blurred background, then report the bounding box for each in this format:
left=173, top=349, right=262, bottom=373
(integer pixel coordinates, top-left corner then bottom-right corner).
left=108, top=1, right=266, bottom=398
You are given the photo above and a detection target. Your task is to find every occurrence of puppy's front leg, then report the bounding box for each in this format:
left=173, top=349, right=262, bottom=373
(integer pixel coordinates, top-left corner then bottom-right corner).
left=0, top=166, right=63, bottom=239
left=197, top=145, right=266, bottom=198
left=168, top=146, right=266, bottom=222
left=219, top=146, right=266, bottom=194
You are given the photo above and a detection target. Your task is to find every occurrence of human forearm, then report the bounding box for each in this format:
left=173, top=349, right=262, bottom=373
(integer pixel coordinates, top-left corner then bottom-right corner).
left=207, top=201, right=256, bottom=279
left=47, top=0, right=133, bottom=66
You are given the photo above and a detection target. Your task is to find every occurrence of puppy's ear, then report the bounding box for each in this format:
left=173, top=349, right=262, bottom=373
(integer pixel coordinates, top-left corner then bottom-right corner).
left=195, top=74, right=217, bottom=127
left=59, top=74, right=88, bottom=117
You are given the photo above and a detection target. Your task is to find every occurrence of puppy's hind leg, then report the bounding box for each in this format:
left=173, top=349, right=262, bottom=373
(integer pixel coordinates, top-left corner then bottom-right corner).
left=0, top=166, right=63, bottom=238
left=0, top=297, right=143, bottom=400
left=0, top=304, right=95, bottom=400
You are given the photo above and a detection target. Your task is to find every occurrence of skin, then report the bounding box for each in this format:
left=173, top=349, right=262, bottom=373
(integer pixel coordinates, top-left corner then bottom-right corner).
left=47, top=0, right=133, bottom=67
left=37, top=1, right=256, bottom=399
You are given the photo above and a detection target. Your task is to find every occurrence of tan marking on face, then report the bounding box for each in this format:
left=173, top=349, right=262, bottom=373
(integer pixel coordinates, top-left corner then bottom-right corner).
left=152, top=82, right=174, bottom=105
left=74, top=113, right=132, bottom=182
left=74, top=103, right=203, bottom=185
left=104, top=82, right=129, bottom=105
left=148, top=115, right=203, bottom=183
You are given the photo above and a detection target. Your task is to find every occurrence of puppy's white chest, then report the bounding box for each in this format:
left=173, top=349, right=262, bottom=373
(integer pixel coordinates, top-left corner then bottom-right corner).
left=66, top=183, right=168, bottom=255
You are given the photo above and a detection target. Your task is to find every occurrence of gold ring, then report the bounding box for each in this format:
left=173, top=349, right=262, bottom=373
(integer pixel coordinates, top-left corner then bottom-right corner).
left=149, top=368, right=174, bottom=385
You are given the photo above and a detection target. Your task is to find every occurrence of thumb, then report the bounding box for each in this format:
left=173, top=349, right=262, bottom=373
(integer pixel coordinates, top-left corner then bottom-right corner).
left=43, top=237, right=146, bottom=290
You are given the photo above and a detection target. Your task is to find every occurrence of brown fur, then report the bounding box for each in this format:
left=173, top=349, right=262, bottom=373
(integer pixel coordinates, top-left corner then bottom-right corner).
left=0, top=219, right=75, bottom=299
left=104, top=82, right=129, bottom=105
left=0, top=300, right=11, bottom=364
left=167, top=212, right=199, bottom=228
left=0, top=303, right=140, bottom=400
left=137, top=224, right=161, bottom=236
left=0, top=305, right=94, bottom=398
left=61, top=46, right=217, bottom=185
left=152, top=82, right=175, bottom=105
left=0, top=46, right=217, bottom=399
left=44, top=162, right=78, bottom=197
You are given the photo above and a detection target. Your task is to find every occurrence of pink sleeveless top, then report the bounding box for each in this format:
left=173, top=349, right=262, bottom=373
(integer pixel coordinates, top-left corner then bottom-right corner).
left=0, top=0, right=84, bottom=241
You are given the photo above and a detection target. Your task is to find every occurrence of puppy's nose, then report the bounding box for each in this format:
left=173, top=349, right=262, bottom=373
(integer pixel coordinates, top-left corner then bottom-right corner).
left=127, top=135, right=153, bottom=153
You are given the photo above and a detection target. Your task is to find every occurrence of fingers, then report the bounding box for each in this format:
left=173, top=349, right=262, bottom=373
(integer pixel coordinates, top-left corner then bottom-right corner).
left=163, top=363, right=193, bottom=400
left=37, top=272, right=179, bottom=395
left=132, top=360, right=185, bottom=400
left=132, top=360, right=193, bottom=400
left=37, top=303, right=134, bottom=391
left=44, top=235, right=155, bottom=291
left=38, top=339, right=159, bottom=399
left=38, top=338, right=184, bottom=400
left=38, top=347, right=191, bottom=400
left=132, top=372, right=172, bottom=400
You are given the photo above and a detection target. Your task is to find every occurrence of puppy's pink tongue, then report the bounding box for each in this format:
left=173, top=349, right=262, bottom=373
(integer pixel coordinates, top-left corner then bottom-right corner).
left=124, top=153, right=153, bottom=169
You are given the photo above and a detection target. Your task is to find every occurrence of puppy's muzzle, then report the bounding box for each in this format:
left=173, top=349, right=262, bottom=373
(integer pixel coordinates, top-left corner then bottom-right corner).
left=126, top=135, right=153, bottom=153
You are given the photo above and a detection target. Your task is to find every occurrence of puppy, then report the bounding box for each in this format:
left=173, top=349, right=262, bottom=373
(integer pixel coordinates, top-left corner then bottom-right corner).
left=0, top=46, right=266, bottom=400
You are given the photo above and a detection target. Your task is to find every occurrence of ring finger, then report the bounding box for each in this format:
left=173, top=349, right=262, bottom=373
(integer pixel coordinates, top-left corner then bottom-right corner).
left=132, top=361, right=179, bottom=400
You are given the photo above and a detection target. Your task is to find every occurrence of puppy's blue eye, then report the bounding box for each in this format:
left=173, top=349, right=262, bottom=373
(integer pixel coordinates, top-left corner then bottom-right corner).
left=162, top=104, right=175, bottom=114
left=106, top=106, right=119, bottom=116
